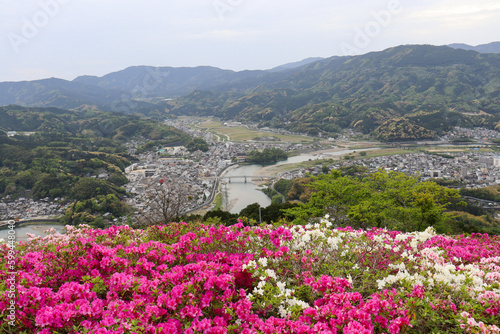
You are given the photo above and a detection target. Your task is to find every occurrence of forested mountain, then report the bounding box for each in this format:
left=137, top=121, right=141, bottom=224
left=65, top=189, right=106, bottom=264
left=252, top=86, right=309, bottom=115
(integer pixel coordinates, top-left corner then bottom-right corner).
left=0, top=105, right=187, bottom=142
left=0, top=64, right=310, bottom=114
left=163, top=45, right=500, bottom=138
left=0, top=105, right=189, bottom=202
left=267, top=57, right=325, bottom=72
left=0, top=78, right=125, bottom=111
left=72, top=66, right=268, bottom=98
left=2, top=44, right=500, bottom=140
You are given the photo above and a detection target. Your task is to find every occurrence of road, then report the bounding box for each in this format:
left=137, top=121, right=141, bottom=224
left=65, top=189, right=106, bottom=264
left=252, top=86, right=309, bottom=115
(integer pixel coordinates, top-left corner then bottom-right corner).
left=181, top=164, right=237, bottom=215
left=462, top=196, right=500, bottom=210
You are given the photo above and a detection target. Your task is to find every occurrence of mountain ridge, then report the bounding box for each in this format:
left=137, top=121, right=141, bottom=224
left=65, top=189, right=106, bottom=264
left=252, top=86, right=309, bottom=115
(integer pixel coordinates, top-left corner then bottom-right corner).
left=2, top=44, right=500, bottom=140
left=162, top=45, right=500, bottom=137
left=447, top=41, right=500, bottom=54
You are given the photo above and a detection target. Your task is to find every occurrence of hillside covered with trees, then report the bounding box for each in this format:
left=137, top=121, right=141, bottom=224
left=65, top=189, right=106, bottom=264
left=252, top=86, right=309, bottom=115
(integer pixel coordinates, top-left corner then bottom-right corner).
left=162, top=45, right=500, bottom=139
left=0, top=105, right=193, bottom=224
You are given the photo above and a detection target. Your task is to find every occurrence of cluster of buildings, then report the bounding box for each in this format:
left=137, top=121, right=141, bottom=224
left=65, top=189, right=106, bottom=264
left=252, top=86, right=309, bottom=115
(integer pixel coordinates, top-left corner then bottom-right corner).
left=440, top=127, right=500, bottom=142
left=6, top=119, right=500, bottom=221
left=278, top=151, right=500, bottom=188
left=0, top=197, right=69, bottom=221
left=123, top=137, right=316, bottom=214
left=112, top=123, right=500, bottom=216
left=124, top=144, right=231, bottom=212
left=5, top=131, right=35, bottom=137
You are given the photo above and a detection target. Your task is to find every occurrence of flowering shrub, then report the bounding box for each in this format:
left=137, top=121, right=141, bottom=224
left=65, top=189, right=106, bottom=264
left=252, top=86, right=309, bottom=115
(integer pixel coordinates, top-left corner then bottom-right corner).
left=1, top=219, right=500, bottom=333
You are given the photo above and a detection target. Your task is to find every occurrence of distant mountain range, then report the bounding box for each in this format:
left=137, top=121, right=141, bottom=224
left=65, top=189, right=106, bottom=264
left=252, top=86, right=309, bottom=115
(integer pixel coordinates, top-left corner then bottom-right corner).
left=2, top=43, right=500, bottom=140
left=0, top=59, right=316, bottom=113
left=267, top=57, right=325, bottom=72
left=447, top=41, right=500, bottom=54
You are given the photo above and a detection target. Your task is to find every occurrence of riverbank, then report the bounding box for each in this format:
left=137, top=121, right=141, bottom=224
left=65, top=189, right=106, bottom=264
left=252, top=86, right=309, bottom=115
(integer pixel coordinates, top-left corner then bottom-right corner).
left=0, top=223, right=65, bottom=242
left=206, top=146, right=382, bottom=213
left=252, top=146, right=384, bottom=186
left=252, top=147, right=351, bottom=180
left=24, top=224, right=63, bottom=234
left=225, top=199, right=238, bottom=212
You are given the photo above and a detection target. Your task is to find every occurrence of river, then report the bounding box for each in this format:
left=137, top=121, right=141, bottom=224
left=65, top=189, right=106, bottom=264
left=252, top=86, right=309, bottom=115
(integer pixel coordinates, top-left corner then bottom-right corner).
left=0, top=149, right=375, bottom=237
left=222, top=148, right=378, bottom=213
left=0, top=224, right=65, bottom=242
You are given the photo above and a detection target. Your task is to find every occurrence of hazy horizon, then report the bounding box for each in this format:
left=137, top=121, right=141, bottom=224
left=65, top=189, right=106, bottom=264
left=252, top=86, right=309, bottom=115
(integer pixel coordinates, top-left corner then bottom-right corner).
left=2, top=0, right=499, bottom=82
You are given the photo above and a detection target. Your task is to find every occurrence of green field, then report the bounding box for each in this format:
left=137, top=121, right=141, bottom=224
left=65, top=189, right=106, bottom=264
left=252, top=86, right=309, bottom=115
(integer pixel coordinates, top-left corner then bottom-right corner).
left=355, top=148, right=418, bottom=159
left=212, top=193, right=223, bottom=211
left=196, top=120, right=315, bottom=143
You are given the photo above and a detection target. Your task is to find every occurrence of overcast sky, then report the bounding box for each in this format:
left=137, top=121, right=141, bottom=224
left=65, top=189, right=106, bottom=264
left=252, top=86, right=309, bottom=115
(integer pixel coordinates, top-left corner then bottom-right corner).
left=1, top=0, right=499, bottom=82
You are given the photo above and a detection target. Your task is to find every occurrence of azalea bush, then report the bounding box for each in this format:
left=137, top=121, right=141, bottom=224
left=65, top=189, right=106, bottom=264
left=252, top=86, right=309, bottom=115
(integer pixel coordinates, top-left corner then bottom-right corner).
left=1, top=219, right=500, bottom=333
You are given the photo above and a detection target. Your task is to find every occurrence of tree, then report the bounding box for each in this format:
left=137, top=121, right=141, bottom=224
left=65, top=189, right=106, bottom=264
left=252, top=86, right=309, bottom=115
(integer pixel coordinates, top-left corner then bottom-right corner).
left=412, top=181, right=461, bottom=231
left=271, top=194, right=283, bottom=204
left=245, top=148, right=288, bottom=164
left=239, top=203, right=261, bottom=222
left=284, top=169, right=460, bottom=231
left=203, top=209, right=238, bottom=226
left=70, top=177, right=115, bottom=201
left=285, top=170, right=365, bottom=225
left=138, top=178, right=195, bottom=225
left=185, top=138, right=209, bottom=152
left=239, top=202, right=299, bottom=225
left=62, top=194, right=130, bottom=225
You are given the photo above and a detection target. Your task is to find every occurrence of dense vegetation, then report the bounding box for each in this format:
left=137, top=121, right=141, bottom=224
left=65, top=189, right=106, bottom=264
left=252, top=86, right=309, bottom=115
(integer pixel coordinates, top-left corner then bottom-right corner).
left=63, top=193, right=130, bottom=227
left=0, top=135, right=131, bottom=201
left=460, top=185, right=500, bottom=202
left=185, top=137, right=209, bottom=152
left=245, top=148, right=288, bottom=164
left=269, top=170, right=500, bottom=235
left=274, top=178, right=314, bottom=202
left=0, top=105, right=186, bottom=142
left=282, top=170, right=460, bottom=232
left=0, top=105, right=191, bottom=224
left=373, top=118, right=437, bottom=141
left=202, top=202, right=299, bottom=226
